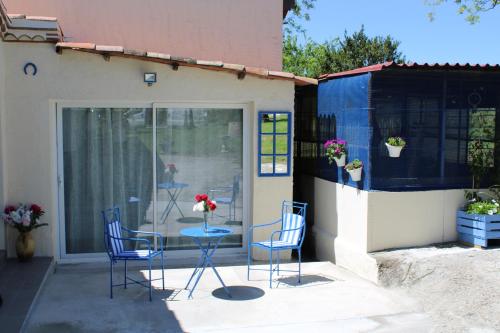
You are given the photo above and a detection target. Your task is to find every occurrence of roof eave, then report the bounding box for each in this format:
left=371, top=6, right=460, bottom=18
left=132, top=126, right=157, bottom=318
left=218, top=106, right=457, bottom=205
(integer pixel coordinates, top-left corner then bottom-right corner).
left=55, top=42, right=317, bottom=87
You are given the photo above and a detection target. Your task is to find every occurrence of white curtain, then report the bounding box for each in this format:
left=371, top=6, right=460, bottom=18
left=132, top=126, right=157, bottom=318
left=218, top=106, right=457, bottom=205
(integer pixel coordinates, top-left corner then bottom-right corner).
left=62, top=108, right=159, bottom=254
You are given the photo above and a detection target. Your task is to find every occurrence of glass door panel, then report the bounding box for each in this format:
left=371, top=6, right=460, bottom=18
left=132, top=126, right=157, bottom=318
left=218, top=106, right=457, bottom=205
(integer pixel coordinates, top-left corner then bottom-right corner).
left=62, top=107, right=154, bottom=254
left=155, top=108, right=244, bottom=250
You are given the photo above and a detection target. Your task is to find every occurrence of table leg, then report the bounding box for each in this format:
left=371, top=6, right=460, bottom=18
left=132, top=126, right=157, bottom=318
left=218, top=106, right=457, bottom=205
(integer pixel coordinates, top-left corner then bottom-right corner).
left=185, top=250, right=207, bottom=290
left=160, top=188, right=177, bottom=223
left=186, top=238, right=232, bottom=298
left=169, top=188, right=185, bottom=218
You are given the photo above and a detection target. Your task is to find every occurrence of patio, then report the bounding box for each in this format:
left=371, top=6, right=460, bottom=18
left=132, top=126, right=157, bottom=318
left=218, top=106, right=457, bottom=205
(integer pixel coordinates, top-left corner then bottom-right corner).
left=24, top=261, right=431, bottom=333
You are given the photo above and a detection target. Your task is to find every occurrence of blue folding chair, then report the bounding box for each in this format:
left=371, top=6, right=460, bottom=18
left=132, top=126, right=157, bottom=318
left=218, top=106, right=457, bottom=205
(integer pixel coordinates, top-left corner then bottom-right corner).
left=102, top=207, right=165, bottom=301
left=209, top=175, right=240, bottom=222
left=247, top=201, right=308, bottom=288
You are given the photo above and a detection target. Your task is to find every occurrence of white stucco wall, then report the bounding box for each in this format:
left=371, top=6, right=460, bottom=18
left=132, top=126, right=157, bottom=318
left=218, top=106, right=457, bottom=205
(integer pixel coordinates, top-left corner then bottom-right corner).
left=1, top=42, right=294, bottom=259
left=303, top=176, right=466, bottom=282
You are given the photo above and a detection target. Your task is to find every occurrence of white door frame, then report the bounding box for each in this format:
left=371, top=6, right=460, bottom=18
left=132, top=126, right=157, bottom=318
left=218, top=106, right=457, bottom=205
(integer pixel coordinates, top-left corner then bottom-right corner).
left=55, top=101, right=250, bottom=261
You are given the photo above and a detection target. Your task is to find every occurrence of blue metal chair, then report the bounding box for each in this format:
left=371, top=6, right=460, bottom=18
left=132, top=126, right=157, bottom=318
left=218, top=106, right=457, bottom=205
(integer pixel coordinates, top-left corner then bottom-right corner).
left=209, top=175, right=240, bottom=221
left=102, top=207, right=165, bottom=301
left=247, top=201, right=308, bottom=288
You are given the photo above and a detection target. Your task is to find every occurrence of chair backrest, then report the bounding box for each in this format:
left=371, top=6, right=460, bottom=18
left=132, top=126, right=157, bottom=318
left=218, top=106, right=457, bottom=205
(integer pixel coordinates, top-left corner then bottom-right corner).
left=280, top=201, right=307, bottom=246
left=231, top=175, right=240, bottom=201
left=102, top=207, right=124, bottom=257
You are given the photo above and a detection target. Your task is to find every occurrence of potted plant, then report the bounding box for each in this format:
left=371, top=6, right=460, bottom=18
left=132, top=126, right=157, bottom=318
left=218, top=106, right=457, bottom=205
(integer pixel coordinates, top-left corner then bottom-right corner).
left=324, top=139, right=347, bottom=167
left=385, top=137, right=406, bottom=158
left=457, top=186, right=500, bottom=247
left=165, top=163, right=178, bottom=183
left=193, top=194, right=217, bottom=232
left=2, top=204, right=47, bottom=261
left=345, top=159, right=363, bottom=182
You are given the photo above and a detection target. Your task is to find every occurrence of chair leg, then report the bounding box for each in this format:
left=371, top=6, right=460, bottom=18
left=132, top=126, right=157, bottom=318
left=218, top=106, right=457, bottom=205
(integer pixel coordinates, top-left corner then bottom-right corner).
left=298, top=249, right=302, bottom=284
left=124, top=260, right=127, bottom=289
left=277, top=251, right=280, bottom=276
left=269, top=250, right=273, bottom=289
left=247, top=245, right=251, bottom=281
left=149, top=259, right=152, bottom=302
left=161, top=251, right=165, bottom=290
left=110, top=260, right=113, bottom=299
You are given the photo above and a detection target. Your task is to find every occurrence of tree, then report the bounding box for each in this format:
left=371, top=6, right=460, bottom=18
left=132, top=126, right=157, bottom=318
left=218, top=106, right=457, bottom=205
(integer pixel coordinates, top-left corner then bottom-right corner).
left=427, top=0, right=499, bottom=23
left=283, top=27, right=406, bottom=78
left=283, top=0, right=316, bottom=36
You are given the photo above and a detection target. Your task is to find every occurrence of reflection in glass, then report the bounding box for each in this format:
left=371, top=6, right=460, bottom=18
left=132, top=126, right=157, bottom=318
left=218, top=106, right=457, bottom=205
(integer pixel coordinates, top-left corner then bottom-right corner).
left=275, top=113, right=289, bottom=133
left=63, top=108, right=154, bottom=253
left=258, top=112, right=290, bottom=176
left=155, top=108, right=244, bottom=250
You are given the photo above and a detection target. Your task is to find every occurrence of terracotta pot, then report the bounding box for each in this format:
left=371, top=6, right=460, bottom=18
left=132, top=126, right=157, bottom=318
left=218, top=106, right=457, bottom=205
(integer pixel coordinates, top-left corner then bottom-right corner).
left=333, top=154, right=346, bottom=167
left=16, top=231, right=35, bottom=262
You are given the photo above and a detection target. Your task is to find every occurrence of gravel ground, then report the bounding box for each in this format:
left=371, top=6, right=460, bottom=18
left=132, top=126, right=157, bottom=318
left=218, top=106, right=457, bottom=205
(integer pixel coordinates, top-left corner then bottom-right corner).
left=373, top=244, right=500, bottom=333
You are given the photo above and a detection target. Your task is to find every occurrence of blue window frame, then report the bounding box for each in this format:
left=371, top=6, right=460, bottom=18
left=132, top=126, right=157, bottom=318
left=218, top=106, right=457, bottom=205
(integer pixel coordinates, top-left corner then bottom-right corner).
left=258, top=111, right=292, bottom=177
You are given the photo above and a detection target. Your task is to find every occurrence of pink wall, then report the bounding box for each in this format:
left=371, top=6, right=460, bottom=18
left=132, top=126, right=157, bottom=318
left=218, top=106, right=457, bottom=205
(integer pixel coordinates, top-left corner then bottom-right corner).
left=4, top=0, right=284, bottom=70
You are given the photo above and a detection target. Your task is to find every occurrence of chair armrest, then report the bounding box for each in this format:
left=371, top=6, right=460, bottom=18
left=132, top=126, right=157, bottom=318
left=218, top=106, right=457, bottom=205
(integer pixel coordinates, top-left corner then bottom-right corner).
left=208, top=187, right=232, bottom=193
left=110, top=235, right=152, bottom=251
left=120, top=229, right=165, bottom=250
left=248, top=219, right=281, bottom=231
left=122, top=228, right=162, bottom=239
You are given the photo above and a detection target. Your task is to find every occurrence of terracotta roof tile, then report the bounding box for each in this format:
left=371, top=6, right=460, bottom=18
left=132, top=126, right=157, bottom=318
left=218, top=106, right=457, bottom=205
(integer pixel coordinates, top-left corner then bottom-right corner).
left=146, top=52, right=171, bottom=60
left=95, top=45, right=124, bottom=53
left=124, top=49, right=147, bottom=57
left=196, top=60, right=224, bottom=67
left=269, top=70, right=295, bottom=79
left=246, top=67, right=269, bottom=77
left=55, top=42, right=317, bottom=86
left=222, top=63, right=246, bottom=72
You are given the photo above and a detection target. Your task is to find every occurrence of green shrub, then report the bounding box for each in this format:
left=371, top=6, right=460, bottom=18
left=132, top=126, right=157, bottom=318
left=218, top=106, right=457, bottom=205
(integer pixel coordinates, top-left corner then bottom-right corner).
left=466, top=200, right=499, bottom=215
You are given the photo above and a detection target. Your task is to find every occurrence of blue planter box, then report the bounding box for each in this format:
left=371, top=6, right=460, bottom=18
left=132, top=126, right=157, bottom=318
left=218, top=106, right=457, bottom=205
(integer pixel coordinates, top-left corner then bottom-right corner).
left=456, top=211, right=500, bottom=247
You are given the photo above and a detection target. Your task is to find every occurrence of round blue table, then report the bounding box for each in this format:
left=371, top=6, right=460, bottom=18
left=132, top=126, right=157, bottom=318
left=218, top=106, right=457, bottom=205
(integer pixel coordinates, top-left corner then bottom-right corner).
left=157, top=182, right=189, bottom=223
left=180, top=227, right=233, bottom=298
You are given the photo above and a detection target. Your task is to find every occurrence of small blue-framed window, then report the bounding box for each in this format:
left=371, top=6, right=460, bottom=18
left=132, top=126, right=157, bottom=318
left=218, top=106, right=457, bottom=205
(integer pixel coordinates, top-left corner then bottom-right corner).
left=258, top=111, right=291, bottom=177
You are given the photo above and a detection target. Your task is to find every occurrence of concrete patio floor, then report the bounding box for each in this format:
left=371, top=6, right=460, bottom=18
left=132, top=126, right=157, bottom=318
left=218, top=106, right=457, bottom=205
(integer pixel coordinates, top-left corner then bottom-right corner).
left=25, top=261, right=432, bottom=333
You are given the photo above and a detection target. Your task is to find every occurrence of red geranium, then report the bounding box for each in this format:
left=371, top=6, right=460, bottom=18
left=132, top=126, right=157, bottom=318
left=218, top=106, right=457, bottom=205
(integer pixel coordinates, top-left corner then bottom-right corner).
left=193, top=194, right=217, bottom=212
left=30, top=204, right=44, bottom=217
left=207, top=200, right=217, bottom=211
left=195, top=194, right=209, bottom=202
left=4, top=205, right=16, bottom=214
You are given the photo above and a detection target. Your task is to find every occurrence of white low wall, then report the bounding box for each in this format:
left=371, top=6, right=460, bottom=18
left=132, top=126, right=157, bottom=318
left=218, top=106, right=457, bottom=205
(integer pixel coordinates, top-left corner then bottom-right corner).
left=367, top=189, right=464, bottom=252
left=303, top=176, right=466, bottom=282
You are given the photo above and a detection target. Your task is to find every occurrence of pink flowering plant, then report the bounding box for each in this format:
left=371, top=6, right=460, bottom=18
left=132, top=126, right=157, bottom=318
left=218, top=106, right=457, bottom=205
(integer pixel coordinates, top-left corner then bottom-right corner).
left=324, top=139, right=347, bottom=164
left=2, top=203, right=47, bottom=233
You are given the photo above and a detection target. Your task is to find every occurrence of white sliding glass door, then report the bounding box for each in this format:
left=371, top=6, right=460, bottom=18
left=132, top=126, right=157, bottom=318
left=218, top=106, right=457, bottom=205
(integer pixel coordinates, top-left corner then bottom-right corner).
left=155, top=107, right=244, bottom=250
left=57, top=104, right=245, bottom=257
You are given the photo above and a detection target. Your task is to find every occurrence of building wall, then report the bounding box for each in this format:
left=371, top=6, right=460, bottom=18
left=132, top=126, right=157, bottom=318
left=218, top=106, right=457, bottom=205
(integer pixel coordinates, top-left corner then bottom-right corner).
left=316, top=74, right=371, bottom=189
left=0, top=41, right=5, bottom=252
left=4, top=0, right=285, bottom=70
left=303, top=176, right=465, bottom=282
left=2, top=42, right=294, bottom=259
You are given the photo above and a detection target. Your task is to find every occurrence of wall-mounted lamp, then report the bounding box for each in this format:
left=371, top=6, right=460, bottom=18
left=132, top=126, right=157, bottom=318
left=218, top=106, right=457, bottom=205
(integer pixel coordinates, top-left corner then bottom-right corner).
left=144, top=72, right=157, bottom=86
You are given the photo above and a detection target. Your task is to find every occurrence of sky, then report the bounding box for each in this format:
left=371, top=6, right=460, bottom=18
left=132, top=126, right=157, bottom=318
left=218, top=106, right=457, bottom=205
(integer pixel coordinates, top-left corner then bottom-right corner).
left=296, top=0, right=500, bottom=64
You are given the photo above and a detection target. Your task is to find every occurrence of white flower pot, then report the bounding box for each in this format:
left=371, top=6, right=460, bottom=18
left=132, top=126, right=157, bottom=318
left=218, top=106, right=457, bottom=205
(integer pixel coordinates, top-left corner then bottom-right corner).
left=333, top=154, right=346, bottom=167
left=386, top=143, right=404, bottom=158
left=347, top=167, right=362, bottom=182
